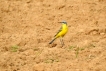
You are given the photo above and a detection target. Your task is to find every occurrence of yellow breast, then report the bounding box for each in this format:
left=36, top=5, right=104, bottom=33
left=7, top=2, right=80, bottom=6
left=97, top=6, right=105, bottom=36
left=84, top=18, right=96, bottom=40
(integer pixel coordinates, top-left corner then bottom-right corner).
left=56, top=24, right=68, bottom=38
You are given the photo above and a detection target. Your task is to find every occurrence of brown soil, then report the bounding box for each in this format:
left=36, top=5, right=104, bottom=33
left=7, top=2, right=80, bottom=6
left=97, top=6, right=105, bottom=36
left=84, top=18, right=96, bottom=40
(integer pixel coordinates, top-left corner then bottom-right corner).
left=0, top=0, right=106, bottom=71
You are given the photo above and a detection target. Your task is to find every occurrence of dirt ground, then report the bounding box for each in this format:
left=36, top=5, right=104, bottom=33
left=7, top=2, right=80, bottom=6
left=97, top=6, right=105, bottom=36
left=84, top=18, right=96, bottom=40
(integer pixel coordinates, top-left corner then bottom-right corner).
left=0, top=0, right=106, bottom=71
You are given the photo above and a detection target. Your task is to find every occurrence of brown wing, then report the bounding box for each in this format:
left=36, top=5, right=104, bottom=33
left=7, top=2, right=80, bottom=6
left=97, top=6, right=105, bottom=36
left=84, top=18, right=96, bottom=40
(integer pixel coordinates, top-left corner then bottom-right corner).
left=54, top=27, right=62, bottom=37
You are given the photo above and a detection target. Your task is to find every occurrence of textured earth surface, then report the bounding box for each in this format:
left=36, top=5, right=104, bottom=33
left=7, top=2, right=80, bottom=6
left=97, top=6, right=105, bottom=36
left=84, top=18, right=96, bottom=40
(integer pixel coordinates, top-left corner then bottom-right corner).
left=0, top=0, right=106, bottom=71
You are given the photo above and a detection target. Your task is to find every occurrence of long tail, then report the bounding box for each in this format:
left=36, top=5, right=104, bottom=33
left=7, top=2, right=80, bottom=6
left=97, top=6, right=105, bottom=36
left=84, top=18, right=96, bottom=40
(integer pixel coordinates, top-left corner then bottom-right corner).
left=49, top=38, right=56, bottom=44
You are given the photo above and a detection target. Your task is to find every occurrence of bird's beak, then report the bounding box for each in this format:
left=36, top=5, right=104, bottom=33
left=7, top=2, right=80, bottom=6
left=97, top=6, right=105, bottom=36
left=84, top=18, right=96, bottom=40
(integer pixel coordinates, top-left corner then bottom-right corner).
left=58, top=22, right=63, bottom=23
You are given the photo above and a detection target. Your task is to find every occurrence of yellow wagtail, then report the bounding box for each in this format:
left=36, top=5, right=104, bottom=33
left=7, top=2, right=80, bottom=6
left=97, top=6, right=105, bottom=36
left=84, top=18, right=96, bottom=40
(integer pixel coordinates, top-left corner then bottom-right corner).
left=49, top=21, right=68, bottom=46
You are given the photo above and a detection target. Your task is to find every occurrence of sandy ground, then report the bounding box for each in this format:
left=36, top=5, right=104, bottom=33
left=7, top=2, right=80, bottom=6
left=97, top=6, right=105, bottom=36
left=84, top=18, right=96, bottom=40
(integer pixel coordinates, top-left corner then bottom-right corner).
left=0, top=0, right=106, bottom=71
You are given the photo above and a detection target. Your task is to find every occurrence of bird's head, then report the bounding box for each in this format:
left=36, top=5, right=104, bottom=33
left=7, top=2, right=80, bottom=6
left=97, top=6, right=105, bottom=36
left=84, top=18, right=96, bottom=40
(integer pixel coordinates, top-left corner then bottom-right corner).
left=58, top=21, right=67, bottom=24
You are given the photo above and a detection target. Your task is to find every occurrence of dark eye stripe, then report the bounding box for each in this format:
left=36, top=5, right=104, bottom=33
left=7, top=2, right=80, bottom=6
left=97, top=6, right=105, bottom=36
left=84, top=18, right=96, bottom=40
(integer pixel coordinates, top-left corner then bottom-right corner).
left=63, top=22, right=67, bottom=24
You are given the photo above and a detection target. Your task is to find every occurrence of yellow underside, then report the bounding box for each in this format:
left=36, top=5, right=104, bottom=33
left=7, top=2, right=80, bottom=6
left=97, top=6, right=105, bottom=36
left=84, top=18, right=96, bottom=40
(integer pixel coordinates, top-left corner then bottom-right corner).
left=55, top=24, right=68, bottom=38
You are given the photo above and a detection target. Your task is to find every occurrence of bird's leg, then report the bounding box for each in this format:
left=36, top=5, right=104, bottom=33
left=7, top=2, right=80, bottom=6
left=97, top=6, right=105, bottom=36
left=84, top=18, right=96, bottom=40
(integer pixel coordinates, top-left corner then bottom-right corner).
left=62, top=38, right=64, bottom=46
left=60, top=37, right=64, bottom=47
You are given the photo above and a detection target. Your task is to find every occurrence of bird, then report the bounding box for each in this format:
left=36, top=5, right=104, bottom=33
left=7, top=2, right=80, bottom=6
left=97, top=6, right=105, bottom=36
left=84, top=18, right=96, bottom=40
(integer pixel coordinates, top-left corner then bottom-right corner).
left=49, top=21, right=68, bottom=46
